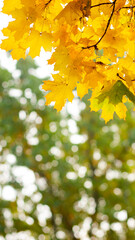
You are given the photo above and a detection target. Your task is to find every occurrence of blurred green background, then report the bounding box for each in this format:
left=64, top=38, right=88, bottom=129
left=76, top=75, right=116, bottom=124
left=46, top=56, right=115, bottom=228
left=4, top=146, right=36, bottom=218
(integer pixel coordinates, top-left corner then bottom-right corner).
left=0, top=57, right=135, bottom=240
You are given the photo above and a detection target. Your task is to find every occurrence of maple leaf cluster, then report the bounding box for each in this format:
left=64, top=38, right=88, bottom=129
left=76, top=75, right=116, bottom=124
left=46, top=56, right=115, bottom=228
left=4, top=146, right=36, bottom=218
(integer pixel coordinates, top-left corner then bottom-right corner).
left=1, top=0, right=135, bottom=122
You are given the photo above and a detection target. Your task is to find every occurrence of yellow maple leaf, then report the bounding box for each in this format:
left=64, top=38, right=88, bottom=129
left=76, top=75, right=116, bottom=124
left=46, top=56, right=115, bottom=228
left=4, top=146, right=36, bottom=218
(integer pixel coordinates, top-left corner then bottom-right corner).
left=100, top=98, right=115, bottom=123
left=77, top=82, right=89, bottom=99
left=84, top=69, right=105, bottom=89
left=6, top=8, right=31, bottom=40
left=0, top=29, right=18, bottom=52
left=115, top=102, right=127, bottom=119
left=42, top=74, right=76, bottom=111
left=23, top=30, right=53, bottom=58
left=115, top=0, right=126, bottom=11
left=2, top=0, right=23, bottom=13
left=56, top=1, right=82, bottom=24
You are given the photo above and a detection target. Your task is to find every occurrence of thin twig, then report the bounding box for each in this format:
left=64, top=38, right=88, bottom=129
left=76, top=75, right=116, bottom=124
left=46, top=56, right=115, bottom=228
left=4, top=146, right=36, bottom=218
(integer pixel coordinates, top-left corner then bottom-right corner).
left=82, top=0, right=117, bottom=50
left=117, top=73, right=126, bottom=81
left=91, top=2, right=112, bottom=8
left=121, top=6, right=135, bottom=9
left=117, top=73, right=135, bottom=82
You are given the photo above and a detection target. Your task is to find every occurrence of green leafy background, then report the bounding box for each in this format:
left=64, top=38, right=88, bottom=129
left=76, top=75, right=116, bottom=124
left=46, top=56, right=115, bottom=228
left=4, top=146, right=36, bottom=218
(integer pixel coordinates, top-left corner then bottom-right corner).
left=0, top=57, right=135, bottom=240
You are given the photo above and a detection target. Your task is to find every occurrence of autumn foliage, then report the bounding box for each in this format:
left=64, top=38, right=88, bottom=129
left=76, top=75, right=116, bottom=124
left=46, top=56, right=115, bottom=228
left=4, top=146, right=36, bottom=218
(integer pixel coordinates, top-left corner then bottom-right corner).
left=1, top=0, right=135, bottom=122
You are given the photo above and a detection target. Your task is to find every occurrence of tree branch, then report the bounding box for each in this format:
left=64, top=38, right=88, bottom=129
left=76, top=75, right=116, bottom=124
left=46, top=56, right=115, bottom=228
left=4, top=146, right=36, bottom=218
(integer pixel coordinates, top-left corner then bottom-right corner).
left=82, top=0, right=117, bottom=50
